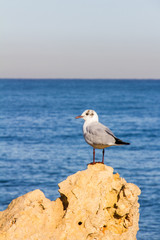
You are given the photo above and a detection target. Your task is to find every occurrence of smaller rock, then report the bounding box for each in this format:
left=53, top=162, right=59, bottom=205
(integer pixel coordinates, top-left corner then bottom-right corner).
left=0, top=189, right=64, bottom=240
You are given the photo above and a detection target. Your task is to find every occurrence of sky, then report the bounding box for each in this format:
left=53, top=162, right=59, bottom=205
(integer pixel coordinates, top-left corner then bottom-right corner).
left=1, top=0, right=160, bottom=79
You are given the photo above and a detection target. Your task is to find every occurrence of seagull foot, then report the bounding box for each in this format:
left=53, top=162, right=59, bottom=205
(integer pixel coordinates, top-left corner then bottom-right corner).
left=88, top=162, right=104, bottom=165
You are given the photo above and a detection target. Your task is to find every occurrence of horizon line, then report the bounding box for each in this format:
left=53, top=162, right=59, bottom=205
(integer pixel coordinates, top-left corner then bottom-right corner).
left=0, top=78, right=160, bottom=81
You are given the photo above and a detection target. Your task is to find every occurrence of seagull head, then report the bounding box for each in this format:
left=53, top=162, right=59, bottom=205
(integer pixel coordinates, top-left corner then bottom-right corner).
left=75, top=109, right=99, bottom=122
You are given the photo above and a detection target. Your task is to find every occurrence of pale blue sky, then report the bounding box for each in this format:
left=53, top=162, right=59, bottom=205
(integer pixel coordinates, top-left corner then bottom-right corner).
left=1, top=0, right=160, bottom=78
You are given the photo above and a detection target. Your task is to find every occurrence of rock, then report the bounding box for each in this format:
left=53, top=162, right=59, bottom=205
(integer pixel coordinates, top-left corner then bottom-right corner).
left=0, top=189, right=64, bottom=240
left=0, top=164, right=141, bottom=240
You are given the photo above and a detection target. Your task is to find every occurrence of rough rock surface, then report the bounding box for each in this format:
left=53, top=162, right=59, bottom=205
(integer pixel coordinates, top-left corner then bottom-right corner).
left=0, top=164, right=141, bottom=240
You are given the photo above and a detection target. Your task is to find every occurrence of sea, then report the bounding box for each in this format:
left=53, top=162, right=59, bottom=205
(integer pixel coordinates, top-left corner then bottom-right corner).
left=0, top=79, right=159, bottom=239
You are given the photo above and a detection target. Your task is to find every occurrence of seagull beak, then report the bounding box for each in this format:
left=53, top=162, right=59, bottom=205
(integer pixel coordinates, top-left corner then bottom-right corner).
left=75, top=115, right=83, bottom=119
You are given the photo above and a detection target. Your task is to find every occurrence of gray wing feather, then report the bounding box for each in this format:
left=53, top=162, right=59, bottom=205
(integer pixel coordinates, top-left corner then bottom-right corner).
left=86, top=122, right=116, bottom=146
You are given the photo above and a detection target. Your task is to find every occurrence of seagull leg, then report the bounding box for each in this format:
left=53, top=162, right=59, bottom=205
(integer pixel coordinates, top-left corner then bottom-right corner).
left=102, top=149, right=105, bottom=164
left=93, top=148, right=95, bottom=164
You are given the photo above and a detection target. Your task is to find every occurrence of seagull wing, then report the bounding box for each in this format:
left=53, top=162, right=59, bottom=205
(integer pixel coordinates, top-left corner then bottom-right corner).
left=85, top=122, right=116, bottom=147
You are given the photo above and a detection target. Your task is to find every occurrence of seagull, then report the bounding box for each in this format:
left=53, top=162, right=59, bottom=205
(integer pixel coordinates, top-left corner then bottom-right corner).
left=75, top=109, right=130, bottom=164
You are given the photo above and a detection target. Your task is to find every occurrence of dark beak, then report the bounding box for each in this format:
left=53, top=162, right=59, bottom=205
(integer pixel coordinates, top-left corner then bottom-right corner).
left=75, top=115, right=83, bottom=119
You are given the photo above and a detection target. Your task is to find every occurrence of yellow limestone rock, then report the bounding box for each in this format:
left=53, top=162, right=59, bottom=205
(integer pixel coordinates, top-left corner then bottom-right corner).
left=0, top=164, right=141, bottom=240
left=0, top=189, right=64, bottom=240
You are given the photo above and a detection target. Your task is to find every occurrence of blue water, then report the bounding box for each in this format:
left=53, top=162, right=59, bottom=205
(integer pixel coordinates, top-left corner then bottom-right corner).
left=0, top=79, right=159, bottom=239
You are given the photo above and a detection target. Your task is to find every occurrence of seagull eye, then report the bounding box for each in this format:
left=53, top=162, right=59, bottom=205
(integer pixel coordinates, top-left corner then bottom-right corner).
left=86, top=113, right=89, bottom=116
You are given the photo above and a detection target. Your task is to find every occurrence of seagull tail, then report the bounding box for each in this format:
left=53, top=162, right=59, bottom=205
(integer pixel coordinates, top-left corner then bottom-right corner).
left=115, top=138, right=130, bottom=145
